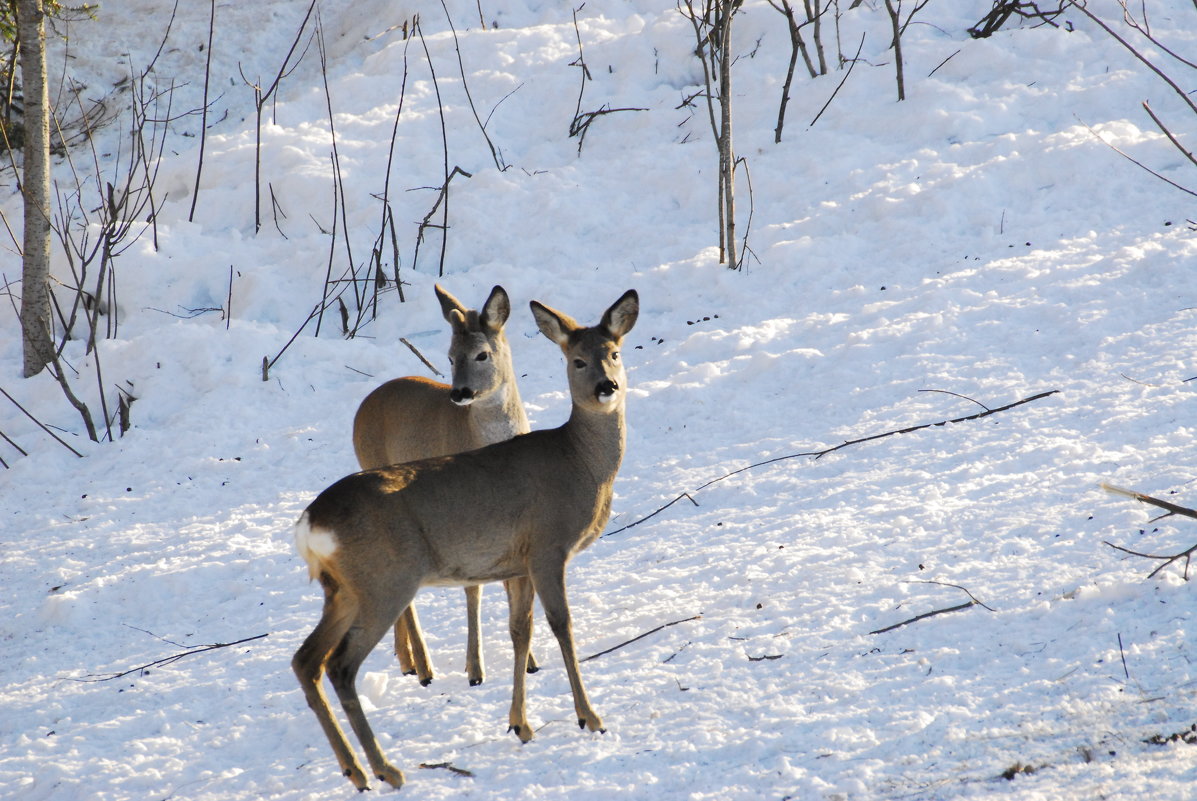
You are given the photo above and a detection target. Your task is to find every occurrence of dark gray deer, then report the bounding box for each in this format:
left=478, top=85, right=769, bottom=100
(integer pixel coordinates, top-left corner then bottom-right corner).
left=293, top=290, right=639, bottom=790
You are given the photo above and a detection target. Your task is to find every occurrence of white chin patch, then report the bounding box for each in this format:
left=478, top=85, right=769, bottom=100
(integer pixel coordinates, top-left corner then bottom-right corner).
left=597, top=392, right=618, bottom=404
left=452, top=397, right=475, bottom=407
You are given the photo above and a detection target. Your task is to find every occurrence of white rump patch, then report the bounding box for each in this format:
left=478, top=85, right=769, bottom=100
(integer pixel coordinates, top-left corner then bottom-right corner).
left=294, top=511, right=338, bottom=579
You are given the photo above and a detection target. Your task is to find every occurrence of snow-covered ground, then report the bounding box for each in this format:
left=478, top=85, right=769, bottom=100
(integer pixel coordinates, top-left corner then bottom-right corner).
left=2, top=0, right=1196, bottom=798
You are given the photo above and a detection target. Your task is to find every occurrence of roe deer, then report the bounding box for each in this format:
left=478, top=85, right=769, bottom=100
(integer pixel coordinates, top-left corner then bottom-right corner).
left=352, top=283, right=535, bottom=686
left=293, top=289, right=638, bottom=791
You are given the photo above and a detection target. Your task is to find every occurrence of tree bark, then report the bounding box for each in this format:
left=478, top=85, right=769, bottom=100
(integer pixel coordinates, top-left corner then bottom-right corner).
left=16, top=0, right=53, bottom=377
left=884, top=0, right=906, bottom=101
left=718, top=2, right=737, bottom=269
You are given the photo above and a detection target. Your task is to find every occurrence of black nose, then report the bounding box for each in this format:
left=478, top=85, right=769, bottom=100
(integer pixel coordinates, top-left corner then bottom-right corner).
left=450, top=387, right=474, bottom=404
left=595, top=380, right=618, bottom=399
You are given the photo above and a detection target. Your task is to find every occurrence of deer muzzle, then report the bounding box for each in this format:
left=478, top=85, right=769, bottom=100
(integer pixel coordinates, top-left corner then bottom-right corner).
left=594, top=379, right=619, bottom=403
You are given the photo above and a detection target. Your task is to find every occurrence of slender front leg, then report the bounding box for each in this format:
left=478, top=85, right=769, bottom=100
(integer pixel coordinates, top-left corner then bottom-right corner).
left=531, top=565, right=604, bottom=734
left=465, top=585, right=485, bottom=685
left=505, top=576, right=536, bottom=741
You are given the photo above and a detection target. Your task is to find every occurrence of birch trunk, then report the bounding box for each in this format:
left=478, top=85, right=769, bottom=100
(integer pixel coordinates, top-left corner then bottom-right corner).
left=17, top=0, right=53, bottom=377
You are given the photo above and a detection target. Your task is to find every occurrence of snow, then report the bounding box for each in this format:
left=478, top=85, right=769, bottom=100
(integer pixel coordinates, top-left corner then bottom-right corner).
left=1, top=0, right=1196, bottom=798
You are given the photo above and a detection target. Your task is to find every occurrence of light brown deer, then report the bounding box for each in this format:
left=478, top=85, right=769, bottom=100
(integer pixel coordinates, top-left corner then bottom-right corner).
left=352, top=284, right=534, bottom=686
left=292, top=289, right=638, bottom=791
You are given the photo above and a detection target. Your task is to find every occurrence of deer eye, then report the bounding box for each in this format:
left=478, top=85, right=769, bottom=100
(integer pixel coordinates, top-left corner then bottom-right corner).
left=573, top=358, right=586, bottom=369
left=475, top=352, right=489, bottom=362
left=611, top=352, right=620, bottom=362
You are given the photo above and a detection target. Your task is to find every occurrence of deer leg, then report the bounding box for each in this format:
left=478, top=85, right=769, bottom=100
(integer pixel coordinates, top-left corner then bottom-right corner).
left=394, top=604, right=434, bottom=685
left=325, top=588, right=415, bottom=791
left=393, top=609, right=416, bottom=676
left=532, top=564, right=605, bottom=735
left=505, top=575, right=536, bottom=742
left=504, top=578, right=540, bottom=675
left=465, top=585, right=485, bottom=686
left=292, top=576, right=370, bottom=790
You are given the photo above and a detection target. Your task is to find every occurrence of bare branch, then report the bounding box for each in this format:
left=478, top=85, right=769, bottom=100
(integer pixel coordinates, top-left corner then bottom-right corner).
left=606, top=389, right=1059, bottom=537
left=72, top=633, right=269, bottom=682
left=581, top=615, right=702, bottom=662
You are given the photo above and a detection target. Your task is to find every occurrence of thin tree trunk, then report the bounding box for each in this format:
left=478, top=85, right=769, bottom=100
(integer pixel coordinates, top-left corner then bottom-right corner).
left=718, top=5, right=737, bottom=269
left=884, top=0, right=905, bottom=101
left=17, top=0, right=53, bottom=377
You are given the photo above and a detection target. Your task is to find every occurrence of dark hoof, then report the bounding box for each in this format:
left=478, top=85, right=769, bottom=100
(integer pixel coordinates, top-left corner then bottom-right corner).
left=579, top=718, right=586, bottom=730
left=402, top=669, right=417, bottom=676
left=508, top=725, right=520, bottom=736
left=420, top=677, right=433, bottom=687
left=469, top=678, right=483, bottom=687
left=526, top=665, right=540, bottom=674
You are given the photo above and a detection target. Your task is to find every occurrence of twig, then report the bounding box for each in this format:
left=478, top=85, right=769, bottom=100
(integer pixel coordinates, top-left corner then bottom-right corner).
left=928, top=48, right=960, bottom=77
left=918, top=388, right=989, bottom=411
left=1101, top=484, right=1197, bottom=521
left=907, top=580, right=996, bottom=611
left=400, top=337, right=444, bottom=377
left=73, top=633, right=269, bottom=682
left=371, top=35, right=412, bottom=311
left=1076, top=115, right=1197, bottom=198
left=224, top=264, right=233, bottom=330
left=188, top=0, right=216, bottom=222
left=0, top=384, right=85, bottom=457
left=1142, top=100, right=1197, bottom=173
left=414, top=19, right=454, bottom=276
left=0, top=425, right=28, bottom=457
left=1118, top=632, right=1130, bottom=679
left=870, top=581, right=995, bottom=635
left=869, top=601, right=977, bottom=635
left=810, top=32, right=865, bottom=127
left=412, top=166, right=473, bottom=277
left=1101, top=483, right=1197, bottom=579
left=569, top=105, right=648, bottom=154
left=606, top=389, right=1059, bottom=536
left=581, top=615, right=702, bottom=662
left=419, top=762, right=475, bottom=777
left=316, top=15, right=361, bottom=329
left=1068, top=1, right=1197, bottom=117
left=440, top=0, right=505, bottom=170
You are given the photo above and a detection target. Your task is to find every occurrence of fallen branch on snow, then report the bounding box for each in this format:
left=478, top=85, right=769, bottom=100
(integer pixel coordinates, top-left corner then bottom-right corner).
left=73, top=632, right=269, bottom=682
left=606, top=389, right=1059, bottom=537
left=1101, top=483, right=1197, bottom=580
left=868, top=581, right=995, bottom=635
left=420, top=761, right=474, bottom=777
left=581, top=615, right=702, bottom=663
left=868, top=600, right=979, bottom=636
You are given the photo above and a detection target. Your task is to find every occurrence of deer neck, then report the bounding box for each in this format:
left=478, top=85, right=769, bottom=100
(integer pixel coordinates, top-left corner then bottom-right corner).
left=562, top=401, right=626, bottom=484
left=465, top=379, right=529, bottom=445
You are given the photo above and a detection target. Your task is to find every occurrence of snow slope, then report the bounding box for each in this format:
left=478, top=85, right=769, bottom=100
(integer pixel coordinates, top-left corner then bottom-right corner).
left=1, top=1, right=1196, bottom=798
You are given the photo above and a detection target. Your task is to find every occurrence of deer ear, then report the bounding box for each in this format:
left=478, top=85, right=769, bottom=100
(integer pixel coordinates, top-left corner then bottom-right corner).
left=448, top=308, right=470, bottom=334
left=435, top=284, right=467, bottom=324
left=480, top=285, right=511, bottom=330
left=601, top=289, right=639, bottom=339
left=530, top=300, right=578, bottom=346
